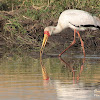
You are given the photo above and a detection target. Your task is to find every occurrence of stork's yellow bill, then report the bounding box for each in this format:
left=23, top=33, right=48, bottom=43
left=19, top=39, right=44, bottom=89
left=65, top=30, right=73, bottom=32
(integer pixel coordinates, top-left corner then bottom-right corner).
left=40, top=31, right=50, bottom=55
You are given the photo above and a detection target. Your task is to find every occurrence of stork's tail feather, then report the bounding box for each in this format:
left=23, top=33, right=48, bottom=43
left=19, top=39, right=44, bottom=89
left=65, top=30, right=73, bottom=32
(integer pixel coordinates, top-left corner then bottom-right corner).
left=96, top=26, right=100, bottom=30
left=93, top=16, right=100, bottom=30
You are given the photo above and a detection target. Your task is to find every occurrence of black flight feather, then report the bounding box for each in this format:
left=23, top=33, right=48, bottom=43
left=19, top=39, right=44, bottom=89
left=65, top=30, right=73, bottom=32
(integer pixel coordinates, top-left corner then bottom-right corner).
left=69, top=22, right=100, bottom=30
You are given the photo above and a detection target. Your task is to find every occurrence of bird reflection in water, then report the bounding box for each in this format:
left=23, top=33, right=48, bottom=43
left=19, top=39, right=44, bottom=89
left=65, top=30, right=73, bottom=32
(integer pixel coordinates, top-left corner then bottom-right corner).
left=59, top=56, right=85, bottom=83
left=40, top=39, right=85, bottom=82
left=40, top=45, right=49, bottom=80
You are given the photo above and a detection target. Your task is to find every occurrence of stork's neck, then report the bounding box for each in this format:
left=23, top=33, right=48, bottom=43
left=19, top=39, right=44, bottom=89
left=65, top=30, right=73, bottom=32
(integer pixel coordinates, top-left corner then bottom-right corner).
left=52, top=24, right=63, bottom=34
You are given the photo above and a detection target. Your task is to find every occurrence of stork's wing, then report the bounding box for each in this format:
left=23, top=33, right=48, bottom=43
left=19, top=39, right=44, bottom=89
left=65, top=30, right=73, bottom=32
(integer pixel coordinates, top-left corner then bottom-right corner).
left=68, top=13, right=96, bottom=26
left=60, top=9, right=97, bottom=26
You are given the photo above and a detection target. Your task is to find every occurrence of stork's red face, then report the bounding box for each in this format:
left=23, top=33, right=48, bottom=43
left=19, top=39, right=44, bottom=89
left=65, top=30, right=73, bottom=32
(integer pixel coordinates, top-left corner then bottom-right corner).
left=40, top=31, right=50, bottom=55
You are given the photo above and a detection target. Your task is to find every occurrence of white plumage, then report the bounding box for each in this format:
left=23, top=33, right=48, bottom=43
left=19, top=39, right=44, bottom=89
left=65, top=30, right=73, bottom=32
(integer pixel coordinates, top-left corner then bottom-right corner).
left=44, top=9, right=100, bottom=34
left=58, top=9, right=99, bottom=31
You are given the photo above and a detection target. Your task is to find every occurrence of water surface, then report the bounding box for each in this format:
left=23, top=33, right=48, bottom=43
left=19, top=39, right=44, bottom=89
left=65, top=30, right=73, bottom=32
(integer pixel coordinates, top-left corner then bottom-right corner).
left=0, top=54, right=100, bottom=100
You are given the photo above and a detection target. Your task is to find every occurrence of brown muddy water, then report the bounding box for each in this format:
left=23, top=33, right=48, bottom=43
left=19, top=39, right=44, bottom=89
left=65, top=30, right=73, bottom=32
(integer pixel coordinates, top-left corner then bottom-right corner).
left=0, top=53, right=100, bottom=100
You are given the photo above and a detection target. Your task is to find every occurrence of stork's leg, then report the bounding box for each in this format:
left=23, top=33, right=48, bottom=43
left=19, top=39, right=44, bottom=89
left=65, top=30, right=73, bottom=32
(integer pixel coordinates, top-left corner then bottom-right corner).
left=59, top=29, right=76, bottom=56
left=76, top=31, right=85, bottom=57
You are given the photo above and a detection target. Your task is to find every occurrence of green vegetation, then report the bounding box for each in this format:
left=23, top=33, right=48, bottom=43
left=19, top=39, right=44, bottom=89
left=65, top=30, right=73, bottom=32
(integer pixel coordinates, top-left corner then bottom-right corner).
left=0, top=0, right=100, bottom=56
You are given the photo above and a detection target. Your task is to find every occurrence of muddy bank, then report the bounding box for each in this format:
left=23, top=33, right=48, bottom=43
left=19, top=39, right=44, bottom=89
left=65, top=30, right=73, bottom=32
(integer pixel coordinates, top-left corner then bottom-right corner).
left=47, top=28, right=100, bottom=54
left=0, top=10, right=100, bottom=58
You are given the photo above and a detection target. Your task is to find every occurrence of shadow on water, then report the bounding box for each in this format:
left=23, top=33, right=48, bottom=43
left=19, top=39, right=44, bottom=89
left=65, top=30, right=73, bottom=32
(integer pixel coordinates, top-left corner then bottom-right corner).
left=0, top=53, right=100, bottom=100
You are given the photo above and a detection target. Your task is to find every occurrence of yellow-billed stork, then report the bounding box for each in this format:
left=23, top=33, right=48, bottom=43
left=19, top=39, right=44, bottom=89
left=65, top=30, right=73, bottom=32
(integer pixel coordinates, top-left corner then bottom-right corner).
left=40, top=9, right=100, bottom=57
